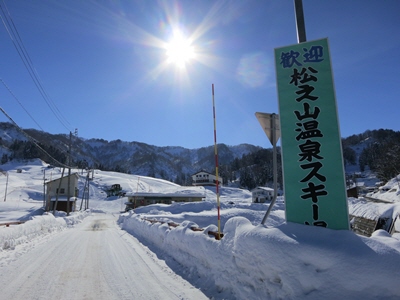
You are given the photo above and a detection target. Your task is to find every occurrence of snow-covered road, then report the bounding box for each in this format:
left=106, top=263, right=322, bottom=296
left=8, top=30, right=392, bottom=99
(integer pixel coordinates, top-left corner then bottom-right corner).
left=0, top=213, right=207, bottom=300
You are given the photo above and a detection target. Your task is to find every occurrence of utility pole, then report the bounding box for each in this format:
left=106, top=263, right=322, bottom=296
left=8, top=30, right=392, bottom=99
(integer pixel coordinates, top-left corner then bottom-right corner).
left=43, top=168, right=46, bottom=207
left=294, top=0, right=307, bottom=43
left=67, top=131, right=72, bottom=216
left=80, top=170, right=90, bottom=211
left=53, top=167, right=65, bottom=214
left=4, top=171, right=8, bottom=202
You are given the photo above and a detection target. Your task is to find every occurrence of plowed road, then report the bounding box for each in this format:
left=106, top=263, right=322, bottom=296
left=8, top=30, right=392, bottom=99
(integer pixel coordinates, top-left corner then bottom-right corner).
left=0, top=214, right=207, bottom=300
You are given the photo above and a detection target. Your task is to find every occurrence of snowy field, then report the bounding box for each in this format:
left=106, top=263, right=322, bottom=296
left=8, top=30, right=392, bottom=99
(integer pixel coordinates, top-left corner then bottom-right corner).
left=1, top=159, right=400, bottom=299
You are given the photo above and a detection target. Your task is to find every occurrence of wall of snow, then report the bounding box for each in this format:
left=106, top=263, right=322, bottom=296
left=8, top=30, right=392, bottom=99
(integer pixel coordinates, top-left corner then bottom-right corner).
left=119, top=213, right=400, bottom=300
left=0, top=211, right=89, bottom=250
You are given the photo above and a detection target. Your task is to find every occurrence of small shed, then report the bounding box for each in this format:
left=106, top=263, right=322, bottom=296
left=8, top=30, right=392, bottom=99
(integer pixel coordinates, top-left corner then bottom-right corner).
left=46, top=173, right=79, bottom=212
left=251, top=187, right=274, bottom=203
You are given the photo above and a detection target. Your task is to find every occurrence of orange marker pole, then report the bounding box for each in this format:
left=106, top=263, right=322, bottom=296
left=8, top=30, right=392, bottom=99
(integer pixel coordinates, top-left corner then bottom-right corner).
left=212, top=84, right=221, bottom=239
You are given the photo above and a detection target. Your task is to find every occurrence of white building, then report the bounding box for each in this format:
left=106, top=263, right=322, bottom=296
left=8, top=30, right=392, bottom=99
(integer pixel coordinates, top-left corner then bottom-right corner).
left=251, top=187, right=274, bottom=203
left=192, top=170, right=223, bottom=186
left=125, top=186, right=206, bottom=210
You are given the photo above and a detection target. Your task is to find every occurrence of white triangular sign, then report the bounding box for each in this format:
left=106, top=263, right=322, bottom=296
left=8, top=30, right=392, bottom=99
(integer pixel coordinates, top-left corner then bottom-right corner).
left=255, top=112, right=280, bottom=145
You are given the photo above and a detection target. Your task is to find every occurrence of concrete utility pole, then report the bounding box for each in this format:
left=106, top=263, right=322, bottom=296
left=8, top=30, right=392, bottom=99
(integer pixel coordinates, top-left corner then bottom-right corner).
left=53, top=167, right=65, bottom=214
left=294, top=0, right=307, bottom=43
left=4, top=171, right=8, bottom=202
left=43, top=168, right=46, bottom=207
left=67, top=131, right=72, bottom=216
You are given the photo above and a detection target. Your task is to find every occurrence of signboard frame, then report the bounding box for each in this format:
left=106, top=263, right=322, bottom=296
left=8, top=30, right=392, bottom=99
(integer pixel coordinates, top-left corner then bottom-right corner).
left=274, top=38, right=349, bottom=230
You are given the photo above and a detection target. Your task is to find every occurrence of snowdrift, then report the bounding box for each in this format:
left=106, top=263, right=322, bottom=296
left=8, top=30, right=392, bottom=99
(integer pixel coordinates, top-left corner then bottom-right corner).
left=119, top=212, right=400, bottom=300
left=0, top=211, right=89, bottom=251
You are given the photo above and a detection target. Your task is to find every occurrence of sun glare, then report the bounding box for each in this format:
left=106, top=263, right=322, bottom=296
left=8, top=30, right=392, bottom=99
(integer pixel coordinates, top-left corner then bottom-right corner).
left=165, top=31, right=195, bottom=68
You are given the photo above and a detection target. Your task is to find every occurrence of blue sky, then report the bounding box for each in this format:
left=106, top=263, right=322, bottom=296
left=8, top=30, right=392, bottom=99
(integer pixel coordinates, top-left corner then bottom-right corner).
left=0, top=0, right=399, bottom=149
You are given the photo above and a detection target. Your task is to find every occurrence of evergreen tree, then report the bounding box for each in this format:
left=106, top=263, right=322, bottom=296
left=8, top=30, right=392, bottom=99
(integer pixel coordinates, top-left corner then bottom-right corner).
left=1, top=153, right=8, bottom=164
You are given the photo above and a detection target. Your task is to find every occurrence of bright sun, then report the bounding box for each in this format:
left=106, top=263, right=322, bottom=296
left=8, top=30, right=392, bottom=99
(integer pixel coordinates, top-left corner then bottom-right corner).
left=165, top=31, right=195, bottom=68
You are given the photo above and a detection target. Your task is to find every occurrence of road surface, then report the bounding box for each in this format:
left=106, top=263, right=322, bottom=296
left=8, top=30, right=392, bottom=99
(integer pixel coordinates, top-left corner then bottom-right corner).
left=0, top=213, right=207, bottom=300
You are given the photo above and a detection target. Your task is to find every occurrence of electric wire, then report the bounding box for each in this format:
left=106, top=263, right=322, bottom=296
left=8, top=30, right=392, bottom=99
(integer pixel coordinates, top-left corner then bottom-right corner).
left=0, top=105, right=73, bottom=169
left=0, top=2, right=80, bottom=167
left=0, top=78, right=44, bottom=131
left=0, top=79, right=79, bottom=165
left=0, top=1, right=72, bottom=132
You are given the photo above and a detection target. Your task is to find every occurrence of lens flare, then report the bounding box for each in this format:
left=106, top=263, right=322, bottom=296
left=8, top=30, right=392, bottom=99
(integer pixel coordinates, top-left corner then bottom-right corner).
left=165, top=30, right=195, bottom=68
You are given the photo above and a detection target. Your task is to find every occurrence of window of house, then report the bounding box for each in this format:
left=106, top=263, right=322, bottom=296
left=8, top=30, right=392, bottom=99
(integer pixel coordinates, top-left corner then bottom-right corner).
left=56, top=188, right=65, bottom=194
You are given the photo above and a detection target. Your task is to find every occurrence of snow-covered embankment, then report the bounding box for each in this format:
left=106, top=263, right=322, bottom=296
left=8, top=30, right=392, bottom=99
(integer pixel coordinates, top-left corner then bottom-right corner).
left=118, top=212, right=400, bottom=299
left=0, top=211, right=89, bottom=250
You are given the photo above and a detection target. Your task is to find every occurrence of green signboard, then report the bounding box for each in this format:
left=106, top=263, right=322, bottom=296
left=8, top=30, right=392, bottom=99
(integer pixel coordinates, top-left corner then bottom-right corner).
left=274, top=38, right=349, bottom=230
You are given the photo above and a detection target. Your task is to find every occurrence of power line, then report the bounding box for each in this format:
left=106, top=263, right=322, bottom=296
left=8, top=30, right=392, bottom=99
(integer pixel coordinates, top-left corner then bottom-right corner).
left=0, top=0, right=72, bottom=132
left=0, top=78, right=44, bottom=131
left=0, top=105, right=73, bottom=169
left=0, top=76, right=81, bottom=165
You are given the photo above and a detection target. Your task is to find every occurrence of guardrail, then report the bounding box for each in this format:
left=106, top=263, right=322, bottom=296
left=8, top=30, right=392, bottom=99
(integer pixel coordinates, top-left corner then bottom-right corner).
left=0, top=221, right=25, bottom=227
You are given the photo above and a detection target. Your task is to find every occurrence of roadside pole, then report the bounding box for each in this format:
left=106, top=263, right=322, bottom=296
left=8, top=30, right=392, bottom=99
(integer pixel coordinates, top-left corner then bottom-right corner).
left=212, top=84, right=222, bottom=239
left=294, top=0, right=307, bottom=43
left=43, top=169, right=46, bottom=207
left=255, top=113, right=280, bottom=225
left=67, top=131, right=72, bottom=216
left=4, top=171, right=8, bottom=202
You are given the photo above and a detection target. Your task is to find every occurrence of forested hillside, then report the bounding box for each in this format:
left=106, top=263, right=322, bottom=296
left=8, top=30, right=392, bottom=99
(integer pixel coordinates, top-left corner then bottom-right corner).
left=1, top=121, right=399, bottom=189
left=342, top=129, right=400, bottom=181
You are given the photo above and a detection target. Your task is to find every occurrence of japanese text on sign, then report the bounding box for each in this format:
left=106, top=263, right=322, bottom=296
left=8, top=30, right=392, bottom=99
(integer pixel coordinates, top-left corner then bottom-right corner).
left=280, top=45, right=327, bottom=227
left=274, top=38, right=349, bottom=230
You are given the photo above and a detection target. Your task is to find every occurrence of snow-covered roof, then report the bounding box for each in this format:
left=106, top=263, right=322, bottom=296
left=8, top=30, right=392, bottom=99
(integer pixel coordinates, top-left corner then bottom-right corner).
left=192, top=170, right=215, bottom=176
left=126, top=186, right=206, bottom=198
left=251, top=186, right=274, bottom=192
left=46, top=172, right=79, bottom=184
left=379, top=186, right=391, bottom=191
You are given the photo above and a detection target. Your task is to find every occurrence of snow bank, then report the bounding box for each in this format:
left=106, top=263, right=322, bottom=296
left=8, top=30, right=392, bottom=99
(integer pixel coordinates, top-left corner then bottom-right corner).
left=0, top=211, right=89, bottom=250
left=119, top=213, right=400, bottom=300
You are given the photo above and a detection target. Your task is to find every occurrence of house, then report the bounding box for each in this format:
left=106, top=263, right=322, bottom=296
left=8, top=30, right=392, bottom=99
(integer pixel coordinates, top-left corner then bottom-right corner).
left=46, top=173, right=79, bottom=212
left=192, top=170, right=223, bottom=186
left=251, top=187, right=274, bottom=203
left=125, top=186, right=206, bottom=211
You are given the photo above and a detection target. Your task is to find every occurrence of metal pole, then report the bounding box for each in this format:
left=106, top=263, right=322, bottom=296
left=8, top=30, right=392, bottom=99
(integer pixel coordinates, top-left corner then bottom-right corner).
left=86, top=171, right=90, bottom=210
left=294, top=0, right=307, bottom=43
left=212, top=84, right=222, bottom=239
left=261, top=114, right=278, bottom=225
left=67, top=131, right=72, bottom=215
left=80, top=171, right=89, bottom=211
left=4, top=172, right=8, bottom=202
left=53, top=167, right=65, bottom=214
left=43, top=169, right=46, bottom=207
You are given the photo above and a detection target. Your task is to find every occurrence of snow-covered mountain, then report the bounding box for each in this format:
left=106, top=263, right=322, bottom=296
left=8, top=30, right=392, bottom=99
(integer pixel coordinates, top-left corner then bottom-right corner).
left=0, top=122, right=261, bottom=180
